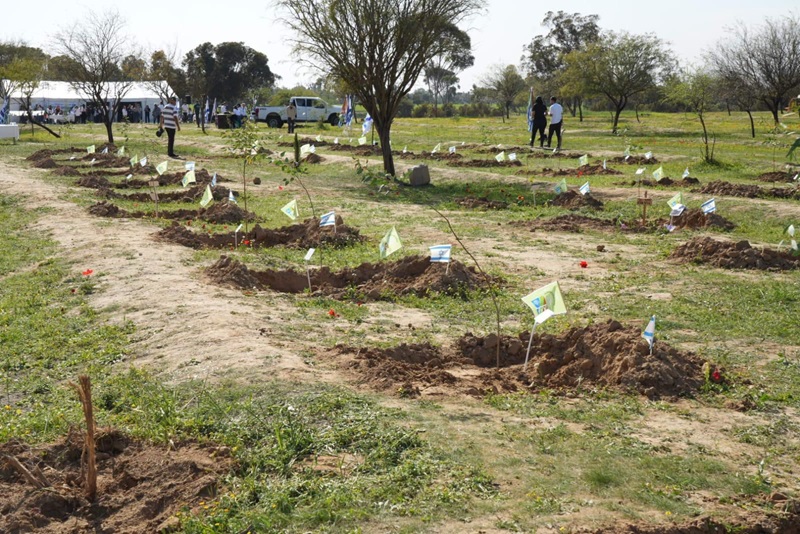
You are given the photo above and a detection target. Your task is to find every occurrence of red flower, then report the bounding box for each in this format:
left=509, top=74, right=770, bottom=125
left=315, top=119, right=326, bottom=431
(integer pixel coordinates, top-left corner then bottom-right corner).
left=71, top=288, right=76, bottom=294
left=578, top=171, right=584, bottom=177
left=278, top=185, right=284, bottom=190
left=243, top=239, right=251, bottom=246
left=579, top=261, right=588, bottom=268
left=328, top=309, right=337, bottom=317
left=82, top=269, right=93, bottom=276
left=711, top=370, right=722, bottom=382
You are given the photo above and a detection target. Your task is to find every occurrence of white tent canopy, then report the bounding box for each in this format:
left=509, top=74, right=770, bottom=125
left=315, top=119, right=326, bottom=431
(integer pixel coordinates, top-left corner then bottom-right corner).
left=5, top=80, right=175, bottom=112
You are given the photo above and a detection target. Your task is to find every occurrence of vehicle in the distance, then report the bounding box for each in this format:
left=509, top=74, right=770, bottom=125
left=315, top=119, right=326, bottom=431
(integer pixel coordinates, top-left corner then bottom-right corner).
left=251, top=97, right=341, bottom=128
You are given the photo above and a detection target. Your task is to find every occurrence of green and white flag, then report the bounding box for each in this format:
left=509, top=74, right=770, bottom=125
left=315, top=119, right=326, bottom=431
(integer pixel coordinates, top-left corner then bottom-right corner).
left=667, top=192, right=683, bottom=209
left=495, top=151, right=506, bottom=162
left=181, top=170, right=196, bottom=187
left=199, top=185, right=213, bottom=207
left=652, top=166, right=664, bottom=181
left=358, top=136, right=367, bottom=145
left=521, top=281, right=567, bottom=325
left=578, top=154, right=589, bottom=166
left=554, top=178, right=568, bottom=195
left=155, top=161, right=169, bottom=175
left=130, top=155, right=138, bottom=167
left=281, top=199, right=299, bottom=220
left=432, top=143, right=441, bottom=153
left=87, top=145, right=95, bottom=154
left=139, top=156, right=148, bottom=167
left=379, top=226, right=402, bottom=259
left=118, top=146, right=125, bottom=156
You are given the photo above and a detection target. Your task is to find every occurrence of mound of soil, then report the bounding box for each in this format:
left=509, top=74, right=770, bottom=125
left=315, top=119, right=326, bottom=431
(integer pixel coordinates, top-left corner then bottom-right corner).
left=671, top=237, right=800, bottom=270
left=609, top=155, right=659, bottom=164
left=455, top=197, right=509, bottom=209
left=111, top=185, right=235, bottom=204
left=26, top=148, right=82, bottom=162
left=695, top=180, right=800, bottom=200
left=475, top=145, right=528, bottom=154
left=447, top=159, right=521, bottom=168
left=205, top=254, right=489, bottom=300
left=52, top=166, right=82, bottom=177
left=303, top=153, right=324, bottom=164
left=32, top=157, right=58, bottom=169
left=513, top=214, right=620, bottom=233
left=334, top=320, right=704, bottom=399
left=757, top=171, right=795, bottom=183
left=77, top=176, right=112, bottom=189
left=550, top=190, right=604, bottom=210
left=539, top=165, right=622, bottom=177
left=88, top=200, right=255, bottom=224
left=88, top=201, right=126, bottom=217
left=0, top=432, right=231, bottom=534
left=627, top=177, right=700, bottom=187
left=665, top=208, right=736, bottom=231
left=157, top=215, right=363, bottom=250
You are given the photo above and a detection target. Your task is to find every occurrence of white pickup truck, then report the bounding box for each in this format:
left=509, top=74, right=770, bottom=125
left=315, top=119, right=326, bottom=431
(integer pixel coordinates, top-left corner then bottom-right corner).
left=251, top=97, right=341, bottom=128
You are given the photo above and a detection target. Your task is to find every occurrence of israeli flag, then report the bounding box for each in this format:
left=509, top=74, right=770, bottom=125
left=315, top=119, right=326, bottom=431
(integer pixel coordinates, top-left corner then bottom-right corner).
left=449, top=146, right=456, bottom=154
left=644, top=151, right=653, bottom=160
left=210, top=173, right=217, bottom=187
left=670, top=205, right=686, bottom=217
left=429, top=244, right=452, bottom=263
left=140, top=156, right=148, bottom=167
left=185, top=161, right=195, bottom=171
left=228, top=190, right=236, bottom=204
left=682, top=168, right=690, bottom=179
left=319, top=211, right=336, bottom=227
left=701, top=198, right=716, bottom=214
left=579, top=182, right=590, bottom=196
left=642, top=315, right=656, bottom=348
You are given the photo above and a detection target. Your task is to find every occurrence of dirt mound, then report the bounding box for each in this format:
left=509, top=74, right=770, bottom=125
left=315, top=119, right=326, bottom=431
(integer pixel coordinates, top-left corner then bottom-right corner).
left=757, top=171, right=795, bottom=182
left=447, top=159, right=521, bottom=168
left=609, top=155, right=659, bottom=164
left=671, top=237, right=800, bottom=270
left=591, top=507, right=800, bottom=534
left=539, top=165, right=622, bottom=177
left=76, top=175, right=111, bottom=189
left=334, top=320, right=703, bottom=399
left=32, top=157, right=58, bottom=169
left=206, top=254, right=489, bottom=299
left=622, top=178, right=698, bottom=187
left=0, top=433, right=231, bottom=534
left=475, top=145, right=528, bottom=154
left=696, top=180, right=761, bottom=198
left=53, top=166, right=82, bottom=177
left=156, top=215, right=364, bottom=250
left=666, top=208, right=736, bottom=231
left=88, top=201, right=126, bottom=217
left=551, top=190, right=604, bottom=210
left=455, top=197, right=509, bottom=209
left=513, top=214, right=620, bottom=233
left=88, top=200, right=255, bottom=224
left=303, top=153, right=324, bottom=164
left=197, top=201, right=252, bottom=224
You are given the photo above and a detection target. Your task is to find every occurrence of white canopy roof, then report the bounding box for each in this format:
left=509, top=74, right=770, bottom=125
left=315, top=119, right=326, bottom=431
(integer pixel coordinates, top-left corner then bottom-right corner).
left=5, top=80, right=175, bottom=110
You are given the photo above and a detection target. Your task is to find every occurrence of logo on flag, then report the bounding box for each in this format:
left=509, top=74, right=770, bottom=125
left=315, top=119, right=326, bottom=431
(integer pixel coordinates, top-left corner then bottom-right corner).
left=281, top=199, right=299, bottom=220
left=579, top=182, right=590, bottom=195
left=495, top=151, right=506, bottom=162
left=429, top=244, right=452, bottom=263
left=554, top=178, right=568, bottom=195
left=642, top=315, right=656, bottom=348
left=199, top=185, right=213, bottom=207
left=379, top=226, right=402, bottom=259
left=578, top=154, right=589, bottom=166
left=652, top=166, right=664, bottom=181
left=701, top=198, right=716, bottom=214
left=667, top=192, right=683, bottom=209
left=181, top=170, right=196, bottom=187
left=521, top=281, right=566, bottom=325
left=319, top=211, right=336, bottom=227
left=156, top=161, right=169, bottom=175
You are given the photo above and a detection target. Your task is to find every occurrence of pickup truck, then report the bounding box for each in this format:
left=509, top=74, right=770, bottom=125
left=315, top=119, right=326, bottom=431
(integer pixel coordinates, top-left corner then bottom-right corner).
left=251, top=97, right=341, bottom=128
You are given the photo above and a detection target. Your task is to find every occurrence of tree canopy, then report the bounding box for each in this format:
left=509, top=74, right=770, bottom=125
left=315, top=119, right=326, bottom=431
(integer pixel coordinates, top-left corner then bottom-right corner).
left=277, top=0, right=483, bottom=176
left=184, top=42, right=275, bottom=105
left=479, top=64, right=527, bottom=119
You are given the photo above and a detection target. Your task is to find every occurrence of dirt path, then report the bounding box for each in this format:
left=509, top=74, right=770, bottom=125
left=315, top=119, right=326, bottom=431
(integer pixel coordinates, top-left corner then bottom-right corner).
left=0, top=159, right=312, bottom=384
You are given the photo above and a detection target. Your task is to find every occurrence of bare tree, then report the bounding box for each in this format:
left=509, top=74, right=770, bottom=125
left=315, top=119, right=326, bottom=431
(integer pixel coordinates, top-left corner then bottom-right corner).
left=479, top=64, right=527, bottom=119
left=564, top=32, right=674, bottom=133
left=709, top=15, right=800, bottom=126
left=54, top=10, right=138, bottom=144
left=664, top=68, right=719, bottom=162
left=277, top=0, right=483, bottom=177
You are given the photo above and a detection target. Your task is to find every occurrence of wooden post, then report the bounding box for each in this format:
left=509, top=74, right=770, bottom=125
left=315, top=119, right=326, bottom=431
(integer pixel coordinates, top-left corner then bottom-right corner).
left=637, top=191, right=652, bottom=226
left=149, top=180, right=159, bottom=218
left=70, top=375, right=97, bottom=501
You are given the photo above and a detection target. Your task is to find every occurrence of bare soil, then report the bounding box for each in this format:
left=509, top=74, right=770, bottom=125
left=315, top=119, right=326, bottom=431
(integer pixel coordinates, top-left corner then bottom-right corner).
left=757, top=171, right=796, bottom=183
left=88, top=200, right=255, bottom=224
left=696, top=180, right=800, bottom=200
left=0, top=431, right=232, bottom=534
left=671, top=237, right=800, bottom=270
left=454, top=197, right=509, bottom=209
left=550, top=190, right=605, bottom=210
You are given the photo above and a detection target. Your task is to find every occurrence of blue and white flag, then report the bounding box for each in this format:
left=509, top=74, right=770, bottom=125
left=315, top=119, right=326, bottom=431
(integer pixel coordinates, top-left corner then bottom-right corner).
left=319, top=211, right=336, bottom=227
left=701, top=198, right=716, bottom=214
left=579, top=182, right=590, bottom=195
left=526, top=87, right=534, bottom=132
left=184, top=161, right=195, bottom=171
left=228, top=190, right=236, bottom=204
left=642, top=315, right=656, bottom=348
left=682, top=167, right=690, bottom=179
left=429, top=244, right=452, bottom=263
left=362, top=114, right=372, bottom=135
left=210, top=172, right=217, bottom=187
left=0, top=97, right=9, bottom=124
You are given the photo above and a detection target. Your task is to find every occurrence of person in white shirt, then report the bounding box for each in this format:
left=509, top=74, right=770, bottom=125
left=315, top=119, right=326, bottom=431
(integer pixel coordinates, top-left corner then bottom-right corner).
left=546, top=96, right=564, bottom=151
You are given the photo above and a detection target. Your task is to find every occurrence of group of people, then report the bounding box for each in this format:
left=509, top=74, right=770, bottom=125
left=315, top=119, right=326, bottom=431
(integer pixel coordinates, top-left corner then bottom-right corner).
left=529, top=96, right=563, bottom=151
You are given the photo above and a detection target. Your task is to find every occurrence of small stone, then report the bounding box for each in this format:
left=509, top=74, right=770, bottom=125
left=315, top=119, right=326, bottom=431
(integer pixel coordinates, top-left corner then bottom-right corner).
left=408, top=164, right=431, bottom=186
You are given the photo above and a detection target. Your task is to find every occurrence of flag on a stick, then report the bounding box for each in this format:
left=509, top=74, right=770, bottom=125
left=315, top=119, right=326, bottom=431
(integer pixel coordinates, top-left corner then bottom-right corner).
left=495, top=151, right=506, bottom=162
left=87, top=145, right=95, bottom=154
left=578, top=154, right=589, bottom=166
left=199, top=185, right=213, bottom=207
left=642, top=315, right=656, bottom=349
left=181, top=170, right=196, bottom=187
left=139, top=156, right=148, bottom=167
left=379, top=226, right=402, bottom=259
left=526, top=87, right=534, bottom=132
left=184, top=161, right=195, bottom=171
left=429, top=244, right=451, bottom=263
left=228, top=190, right=236, bottom=204
left=521, top=281, right=566, bottom=325
left=210, top=173, right=217, bottom=187
left=652, top=166, right=664, bottom=181
left=701, top=198, right=716, bottom=214
left=281, top=199, right=299, bottom=220
left=554, top=178, right=568, bottom=195
left=319, top=211, right=336, bottom=227
left=156, top=161, right=169, bottom=175
left=667, top=192, right=683, bottom=209
left=579, top=182, right=590, bottom=195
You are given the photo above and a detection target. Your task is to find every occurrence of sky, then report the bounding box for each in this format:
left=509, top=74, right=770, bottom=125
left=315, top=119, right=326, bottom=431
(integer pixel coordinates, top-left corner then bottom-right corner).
left=2, top=0, right=797, bottom=94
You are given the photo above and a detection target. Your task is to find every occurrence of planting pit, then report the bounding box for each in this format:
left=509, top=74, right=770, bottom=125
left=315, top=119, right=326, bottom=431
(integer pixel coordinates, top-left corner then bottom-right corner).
left=447, top=159, right=521, bottom=168
left=0, top=431, right=231, bottom=534
left=334, top=320, right=704, bottom=399
left=663, top=208, right=736, bottom=231
left=696, top=180, right=800, bottom=200
left=757, top=171, right=797, bottom=183
left=454, top=197, right=509, bottom=209
left=205, top=254, right=488, bottom=299
left=671, top=237, right=800, bottom=270
left=88, top=200, right=255, bottom=224
left=156, top=215, right=363, bottom=250
left=550, top=190, right=604, bottom=210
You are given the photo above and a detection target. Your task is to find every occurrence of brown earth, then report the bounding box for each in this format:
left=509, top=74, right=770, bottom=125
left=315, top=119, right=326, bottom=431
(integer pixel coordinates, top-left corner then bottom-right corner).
left=512, top=214, right=622, bottom=233
left=757, top=171, right=796, bottom=183
left=155, top=215, right=364, bottom=250
left=0, top=431, right=232, bottom=534
left=454, top=196, right=509, bottom=209
left=609, top=155, right=660, bottom=164
left=550, top=190, right=605, bottom=210
left=538, top=164, right=622, bottom=177
left=620, top=177, right=700, bottom=187
left=671, top=237, right=800, bottom=270
left=447, top=159, right=522, bottom=168
left=205, top=253, right=488, bottom=299
left=88, top=200, right=255, bottom=224
left=696, top=180, right=800, bottom=200
left=335, top=320, right=704, bottom=399
left=664, top=208, right=736, bottom=231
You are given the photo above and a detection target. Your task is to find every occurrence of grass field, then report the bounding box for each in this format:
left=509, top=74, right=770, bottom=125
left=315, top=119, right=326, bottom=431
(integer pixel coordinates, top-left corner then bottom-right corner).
left=1, top=108, right=799, bottom=533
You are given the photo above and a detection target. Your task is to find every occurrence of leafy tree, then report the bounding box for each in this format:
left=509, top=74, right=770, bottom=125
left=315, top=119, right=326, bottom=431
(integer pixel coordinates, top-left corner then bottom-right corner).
left=565, top=32, right=674, bottom=133
left=717, top=73, right=760, bottom=138
left=708, top=15, right=800, bottom=126
left=664, top=68, right=719, bottom=162
left=479, top=64, right=527, bottom=119
left=184, top=42, right=275, bottom=106
left=277, top=0, right=483, bottom=177
left=54, top=10, right=138, bottom=143
left=45, top=55, right=81, bottom=81
left=424, top=24, right=474, bottom=113
left=145, top=49, right=187, bottom=103
left=521, top=11, right=600, bottom=118
left=0, top=41, right=47, bottom=101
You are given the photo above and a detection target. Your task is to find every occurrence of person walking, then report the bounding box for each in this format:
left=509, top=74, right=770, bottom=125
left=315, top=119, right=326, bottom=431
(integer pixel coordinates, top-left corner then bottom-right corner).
left=530, top=96, right=548, bottom=148
left=160, top=96, right=181, bottom=158
left=286, top=100, right=297, bottom=133
left=546, top=96, right=563, bottom=152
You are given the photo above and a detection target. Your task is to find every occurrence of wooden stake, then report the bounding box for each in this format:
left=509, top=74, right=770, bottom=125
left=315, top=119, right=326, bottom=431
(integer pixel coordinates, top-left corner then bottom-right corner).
left=4, top=454, right=48, bottom=489
left=70, top=375, right=97, bottom=501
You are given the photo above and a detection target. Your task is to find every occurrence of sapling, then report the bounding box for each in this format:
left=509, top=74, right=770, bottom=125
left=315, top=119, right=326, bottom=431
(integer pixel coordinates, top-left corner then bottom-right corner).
left=223, top=120, right=265, bottom=232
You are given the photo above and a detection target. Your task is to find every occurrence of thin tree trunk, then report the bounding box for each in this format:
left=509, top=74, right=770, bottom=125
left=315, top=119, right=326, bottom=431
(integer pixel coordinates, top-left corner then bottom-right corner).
left=377, top=124, right=395, bottom=176
left=746, top=110, right=755, bottom=138
left=24, top=112, right=61, bottom=138
left=104, top=120, right=114, bottom=144
left=612, top=107, right=623, bottom=134
left=699, top=113, right=710, bottom=162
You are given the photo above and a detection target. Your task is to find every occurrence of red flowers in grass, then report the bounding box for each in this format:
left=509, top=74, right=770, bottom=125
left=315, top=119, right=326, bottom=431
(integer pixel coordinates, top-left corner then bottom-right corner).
left=82, top=269, right=93, bottom=276
left=579, top=261, right=588, bottom=268
left=278, top=185, right=284, bottom=191
left=186, top=220, right=192, bottom=226
left=711, top=369, right=722, bottom=383
left=242, top=239, right=251, bottom=246
left=328, top=309, right=338, bottom=318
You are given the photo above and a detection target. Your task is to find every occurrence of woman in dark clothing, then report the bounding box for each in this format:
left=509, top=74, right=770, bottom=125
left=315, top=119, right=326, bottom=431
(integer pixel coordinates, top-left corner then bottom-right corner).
left=530, top=96, right=548, bottom=147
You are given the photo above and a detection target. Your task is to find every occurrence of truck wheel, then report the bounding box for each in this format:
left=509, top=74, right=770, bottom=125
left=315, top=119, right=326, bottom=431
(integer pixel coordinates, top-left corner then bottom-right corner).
left=267, top=115, right=283, bottom=128
left=328, top=113, right=339, bottom=126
